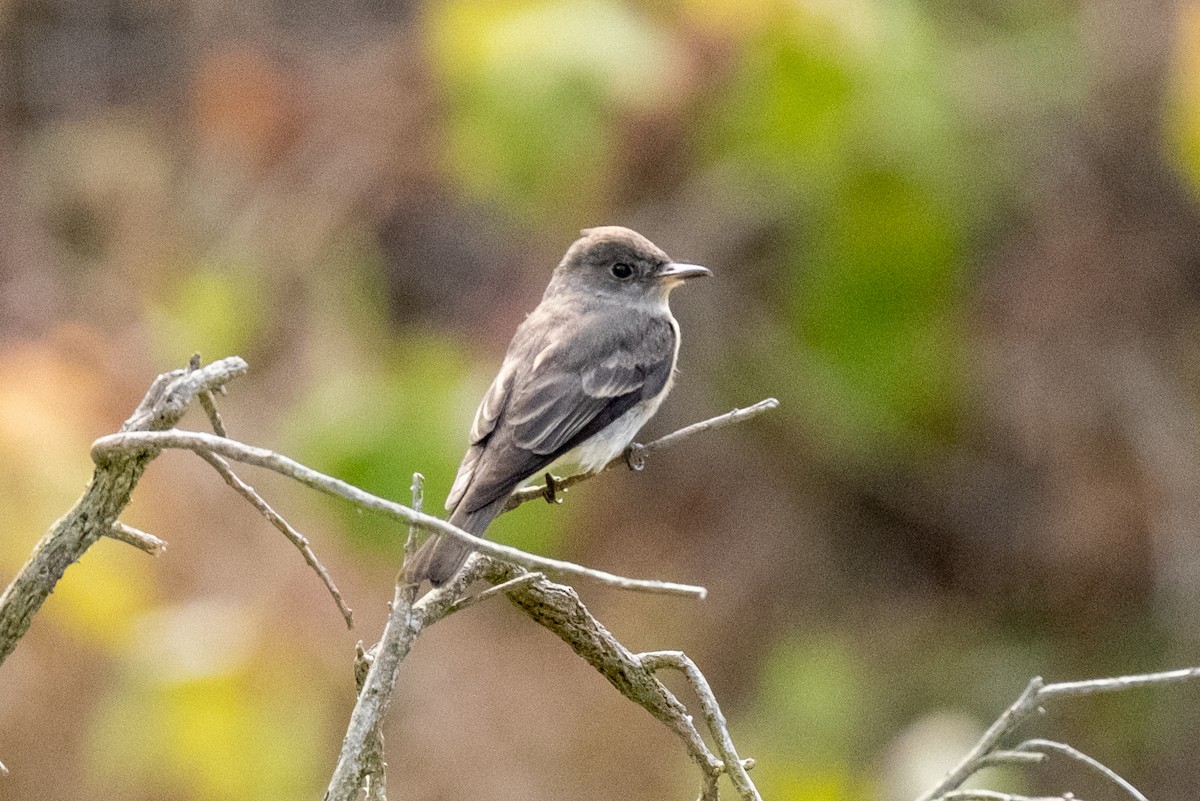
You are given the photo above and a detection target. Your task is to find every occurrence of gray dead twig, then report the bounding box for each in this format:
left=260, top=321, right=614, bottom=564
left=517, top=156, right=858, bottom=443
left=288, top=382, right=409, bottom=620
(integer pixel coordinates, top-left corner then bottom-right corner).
left=505, top=398, right=779, bottom=510
left=2, top=356, right=774, bottom=800
left=919, top=667, right=1200, bottom=801
left=90, top=429, right=710, bottom=599
left=0, top=356, right=248, bottom=668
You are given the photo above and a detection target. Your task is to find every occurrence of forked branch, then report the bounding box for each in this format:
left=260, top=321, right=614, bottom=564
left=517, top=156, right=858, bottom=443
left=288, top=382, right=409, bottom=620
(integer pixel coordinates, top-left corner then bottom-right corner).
left=1, top=356, right=774, bottom=801
left=0, top=357, right=249, bottom=668
left=919, top=667, right=1200, bottom=801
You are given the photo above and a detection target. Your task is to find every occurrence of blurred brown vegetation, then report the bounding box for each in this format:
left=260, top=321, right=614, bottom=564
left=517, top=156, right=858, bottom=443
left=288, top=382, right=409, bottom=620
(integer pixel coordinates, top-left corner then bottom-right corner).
left=3, top=1, right=1200, bottom=799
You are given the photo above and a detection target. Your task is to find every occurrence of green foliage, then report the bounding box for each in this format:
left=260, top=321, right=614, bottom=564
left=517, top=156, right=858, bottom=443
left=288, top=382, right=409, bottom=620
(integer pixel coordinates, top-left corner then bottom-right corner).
left=699, top=1, right=972, bottom=451
left=86, top=604, right=327, bottom=801
left=147, top=263, right=267, bottom=367
left=429, top=0, right=679, bottom=223
left=283, top=334, right=469, bottom=550
left=743, top=631, right=879, bottom=799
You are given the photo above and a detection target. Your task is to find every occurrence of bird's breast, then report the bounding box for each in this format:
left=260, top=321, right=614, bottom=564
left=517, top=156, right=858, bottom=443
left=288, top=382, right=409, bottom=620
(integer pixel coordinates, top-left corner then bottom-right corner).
left=565, top=313, right=680, bottom=473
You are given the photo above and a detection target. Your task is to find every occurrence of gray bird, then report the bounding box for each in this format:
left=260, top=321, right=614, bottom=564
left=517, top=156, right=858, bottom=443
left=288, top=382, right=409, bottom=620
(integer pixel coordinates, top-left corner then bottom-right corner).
left=407, top=226, right=710, bottom=585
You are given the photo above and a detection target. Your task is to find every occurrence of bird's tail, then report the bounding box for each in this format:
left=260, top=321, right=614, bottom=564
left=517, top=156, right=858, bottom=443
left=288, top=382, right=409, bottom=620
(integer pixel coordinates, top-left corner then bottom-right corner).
left=405, top=497, right=505, bottom=586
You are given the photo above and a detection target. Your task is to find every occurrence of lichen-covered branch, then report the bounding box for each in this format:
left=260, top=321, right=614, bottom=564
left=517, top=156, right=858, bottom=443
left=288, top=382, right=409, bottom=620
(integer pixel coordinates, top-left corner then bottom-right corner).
left=0, top=357, right=248, bottom=668
left=324, top=555, right=492, bottom=801
left=484, top=562, right=725, bottom=780
left=326, top=555, right=761, bottom=801
left=487, top=562, right=762, bottom=801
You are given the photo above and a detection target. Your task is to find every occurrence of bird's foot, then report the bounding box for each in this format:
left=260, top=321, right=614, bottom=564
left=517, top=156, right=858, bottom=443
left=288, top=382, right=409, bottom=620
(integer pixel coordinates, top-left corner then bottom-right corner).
left=625, top=442, right=646, bottom=472
left=542, top=472, right=563, bottom=504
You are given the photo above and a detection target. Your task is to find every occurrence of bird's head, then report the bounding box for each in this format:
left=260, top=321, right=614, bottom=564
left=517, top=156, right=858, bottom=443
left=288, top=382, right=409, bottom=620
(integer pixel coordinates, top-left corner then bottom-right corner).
left=550, top=226, right=710, bottom=306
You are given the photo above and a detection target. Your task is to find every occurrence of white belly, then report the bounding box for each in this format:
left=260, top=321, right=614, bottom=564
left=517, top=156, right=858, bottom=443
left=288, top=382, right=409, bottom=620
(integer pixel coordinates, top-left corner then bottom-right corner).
left=559, top=313, right=680, bottom=473
left=565, top=389, right=670, bottom=472
left=545, top=307, right=681, bottom=475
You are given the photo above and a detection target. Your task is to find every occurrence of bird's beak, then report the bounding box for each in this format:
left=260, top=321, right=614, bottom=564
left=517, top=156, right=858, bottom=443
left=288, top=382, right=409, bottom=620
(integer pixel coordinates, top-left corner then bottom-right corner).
left=654, top=262, right=712, bottom=282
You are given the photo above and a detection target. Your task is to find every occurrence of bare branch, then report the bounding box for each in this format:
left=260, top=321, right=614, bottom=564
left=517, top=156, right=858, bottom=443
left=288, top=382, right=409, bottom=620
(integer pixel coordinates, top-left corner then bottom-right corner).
left=976, top=751, right=1046, bottom=769
left=325, top=557, right=492, bottom=801
left=1015, top=739, right=1148, bottom=801
left=106, top=521, right=168, bottom=555
left=483, top=561, right=730, bottom=800
left=198, top=390, right=228, bottom=437
left=91, top=429, right=709, bottom=599
left=198, top=450, right=354, bottom=628
left=506, top=398, right=779, bottom=510
left=939, top=793, right=1086, bottom=801
left=1037, top=667, right=1200, bottom=699
left=325, top=556, right=752, bottom=801
left=447, top=571, right=545, bottom=614
left=919, top=668, right=1200, bottom=801
left=639, top=651, right=762, bottom=801
left=0, top=357, right=248, bottom=668
left=2, top=356, right=771, bottom=798
left=119, top=357, right=249, bottom=434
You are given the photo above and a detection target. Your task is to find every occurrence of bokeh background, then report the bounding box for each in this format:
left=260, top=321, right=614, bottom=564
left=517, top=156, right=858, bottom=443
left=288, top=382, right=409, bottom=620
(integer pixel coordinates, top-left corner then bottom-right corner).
left=3, top=0, right=1200, bottom=799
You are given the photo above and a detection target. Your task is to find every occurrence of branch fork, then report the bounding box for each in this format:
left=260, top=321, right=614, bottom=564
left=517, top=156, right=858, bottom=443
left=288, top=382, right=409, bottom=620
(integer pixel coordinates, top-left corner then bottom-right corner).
left=0, top=356, right=776, bottom=801
left=919, top=668, right=1200, bottom=801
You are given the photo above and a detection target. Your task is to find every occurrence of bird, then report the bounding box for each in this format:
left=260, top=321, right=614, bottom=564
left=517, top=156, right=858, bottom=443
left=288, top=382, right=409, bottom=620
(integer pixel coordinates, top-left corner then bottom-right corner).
left=406, top=226, right=711, bottom=586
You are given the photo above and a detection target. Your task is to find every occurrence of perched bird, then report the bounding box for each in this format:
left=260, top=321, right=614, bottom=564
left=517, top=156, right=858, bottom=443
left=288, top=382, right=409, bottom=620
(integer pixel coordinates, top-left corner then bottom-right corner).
left=407, top=226, right=710, bottom=585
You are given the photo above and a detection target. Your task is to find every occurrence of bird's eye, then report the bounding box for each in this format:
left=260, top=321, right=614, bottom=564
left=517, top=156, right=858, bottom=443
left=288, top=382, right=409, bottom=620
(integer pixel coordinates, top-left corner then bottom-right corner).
left=610, top=263, right=634, bottom=280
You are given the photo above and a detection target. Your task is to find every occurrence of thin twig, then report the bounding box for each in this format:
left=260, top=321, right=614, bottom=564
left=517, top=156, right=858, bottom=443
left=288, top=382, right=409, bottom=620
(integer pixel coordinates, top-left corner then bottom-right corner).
left=1015, top=739, right=1148, bottom=801
left=106, top=521, right=168, bottom=555
left=189, top=353, right=228, bottom=437
left=186, top=364, right=351, bottom=628
left=404, top=473, right=424, bottom=564
left=1038, top=667, right=1200, bottom=699
left=640, top=651, right=762, bottom=801
left=505, top=398, right=779, bottom=509
left=448, top=571, right=545, bottom=614
left=198, top=391, right=227, bottom=437
left=918, top=668, right=1200, bottom=801
left=939, top=793, right=1084, bottom=801
left=976, top=751, right=1047, bottom=769
left=197, top=450, right=354, bottom=628
left=92, top=430, right=709, bottom=599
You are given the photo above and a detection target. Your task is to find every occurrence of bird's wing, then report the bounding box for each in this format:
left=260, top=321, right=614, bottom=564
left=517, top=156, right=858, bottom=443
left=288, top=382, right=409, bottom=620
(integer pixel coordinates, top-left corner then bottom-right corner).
left=455, top=312, right=676, bottom=514
left=446, top=345, right=522, bottom=511
left=509, top=346, right=654, bottom=455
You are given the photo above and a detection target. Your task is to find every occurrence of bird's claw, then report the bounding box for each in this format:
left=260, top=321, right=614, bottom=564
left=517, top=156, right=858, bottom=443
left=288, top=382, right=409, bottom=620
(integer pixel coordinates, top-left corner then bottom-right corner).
left=542, top=472, right=563, bottom=504
left=625, top=442, right=646, bottom=472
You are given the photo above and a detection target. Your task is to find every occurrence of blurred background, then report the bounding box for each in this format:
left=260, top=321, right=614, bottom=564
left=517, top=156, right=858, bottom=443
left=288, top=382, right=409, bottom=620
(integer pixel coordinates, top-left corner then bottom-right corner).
left=3, top=0, right=1200, bottom=799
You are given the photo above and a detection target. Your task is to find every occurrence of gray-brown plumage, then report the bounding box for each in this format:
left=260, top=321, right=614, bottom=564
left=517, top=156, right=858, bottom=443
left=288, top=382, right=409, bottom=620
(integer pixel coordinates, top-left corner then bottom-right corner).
left=407, top=226, right=710, bottom=585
